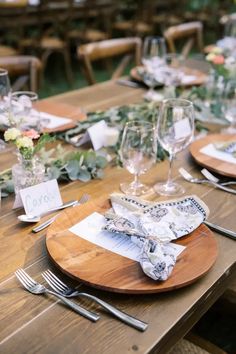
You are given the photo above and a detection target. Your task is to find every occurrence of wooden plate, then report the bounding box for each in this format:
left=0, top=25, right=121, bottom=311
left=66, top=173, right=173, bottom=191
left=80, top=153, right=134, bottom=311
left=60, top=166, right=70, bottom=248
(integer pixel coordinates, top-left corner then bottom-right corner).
left=130, top=66, right=207, bottom=87
left=46, top=196, right=218, bottom=294
left=190, top=134, right=236, bottom=178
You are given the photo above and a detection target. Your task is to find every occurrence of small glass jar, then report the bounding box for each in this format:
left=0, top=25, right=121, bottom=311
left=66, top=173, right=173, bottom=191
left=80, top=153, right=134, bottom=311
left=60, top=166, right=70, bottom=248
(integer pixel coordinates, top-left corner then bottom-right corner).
left=12, top=155, right=45, bottom=195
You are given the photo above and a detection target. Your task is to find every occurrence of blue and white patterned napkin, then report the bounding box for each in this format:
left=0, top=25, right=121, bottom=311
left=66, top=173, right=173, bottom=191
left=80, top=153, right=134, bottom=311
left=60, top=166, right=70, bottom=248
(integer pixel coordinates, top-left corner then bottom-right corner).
left=102, top=193, right=209, bottom=281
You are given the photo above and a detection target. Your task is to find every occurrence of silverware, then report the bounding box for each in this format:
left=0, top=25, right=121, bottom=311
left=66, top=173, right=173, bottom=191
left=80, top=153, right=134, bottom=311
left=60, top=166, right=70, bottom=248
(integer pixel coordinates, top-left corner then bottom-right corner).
left=116, top=79, right=143, bottom=89
left=204, top=220, right=236, bottom=240
left=201, top=168, right=236, bottom=186
left=179, top=168, right=236, bottom=195
left=15, top=268, right=100, bottom=322
left=42, top=269, right=148, bottom=332
left=32, top=194, right=90, bottom=233
left=18, top=200, right=78, bottom=223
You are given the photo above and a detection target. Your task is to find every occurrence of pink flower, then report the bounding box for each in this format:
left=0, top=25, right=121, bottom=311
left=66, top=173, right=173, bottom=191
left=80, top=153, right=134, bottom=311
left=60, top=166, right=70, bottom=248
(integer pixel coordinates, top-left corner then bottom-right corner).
left=212, top=55, right=225, bottom=65
left=22, top=129, right=40, bottom=139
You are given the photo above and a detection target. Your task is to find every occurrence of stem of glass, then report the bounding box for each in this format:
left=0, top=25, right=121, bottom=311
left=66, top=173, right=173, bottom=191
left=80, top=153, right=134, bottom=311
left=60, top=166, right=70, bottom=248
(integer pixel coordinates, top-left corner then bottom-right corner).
left=167, top=153, right=174, bottom=186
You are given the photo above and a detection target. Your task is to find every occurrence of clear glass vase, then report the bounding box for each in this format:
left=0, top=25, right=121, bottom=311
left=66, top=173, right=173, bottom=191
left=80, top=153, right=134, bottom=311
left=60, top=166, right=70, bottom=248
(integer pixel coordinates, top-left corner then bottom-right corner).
left=12, top=155, right=45, bottom=194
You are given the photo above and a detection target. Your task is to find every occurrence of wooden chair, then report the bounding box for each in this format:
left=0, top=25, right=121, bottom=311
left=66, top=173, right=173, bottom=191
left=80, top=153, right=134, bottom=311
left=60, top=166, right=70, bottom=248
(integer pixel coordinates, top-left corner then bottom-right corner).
left=0, top=55, right=42, bottom=92
left=220, top=13, right=236, bottom=37
left=113, top=0, right=155, bottom=38
left=35, top=0, right=73, bottom=85
left=164, top=21, right=204, bottom=58
left=77, top=37, right=142, bottom=85
left=68, top=0, right=113, bottom=45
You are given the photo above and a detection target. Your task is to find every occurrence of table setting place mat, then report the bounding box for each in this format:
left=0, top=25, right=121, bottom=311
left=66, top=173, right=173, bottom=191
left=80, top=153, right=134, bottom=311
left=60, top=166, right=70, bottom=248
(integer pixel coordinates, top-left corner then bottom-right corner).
left=46, top=194, right=218, bottom=293
left=190, top=134, right=236, bottom=178
left=130, top=66, right=207, bottom=87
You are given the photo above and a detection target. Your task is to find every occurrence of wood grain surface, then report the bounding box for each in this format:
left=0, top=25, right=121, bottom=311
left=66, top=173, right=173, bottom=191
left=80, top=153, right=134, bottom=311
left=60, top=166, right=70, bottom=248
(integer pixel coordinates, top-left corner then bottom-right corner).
left=46, top=197, right=218, bottom=294
left=0, top=80, right=235, bottom=354
left=190, top=134, right=236, bottom=178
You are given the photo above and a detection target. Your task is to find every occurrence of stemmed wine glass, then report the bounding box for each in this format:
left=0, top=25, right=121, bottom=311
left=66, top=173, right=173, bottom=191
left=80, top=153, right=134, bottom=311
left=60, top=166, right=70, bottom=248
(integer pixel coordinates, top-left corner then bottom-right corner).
left=0, top=68, right=11, bottom=150
left=154, top=98, right=195, bottom=196
left=120, top=120, right=157, bottom=196
left=142, top=36, right=167, bottom=101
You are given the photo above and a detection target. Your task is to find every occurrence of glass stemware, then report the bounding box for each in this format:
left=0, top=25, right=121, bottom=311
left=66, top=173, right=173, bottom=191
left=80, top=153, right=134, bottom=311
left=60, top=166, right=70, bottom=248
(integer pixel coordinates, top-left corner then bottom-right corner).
left=221, top=80, right=236, bottom=134
left=142, top=36, right=167, bottom=101
left=0, top=68, right=11, bottom=150
left=120, top=120, right=157, bottom=196
left=11, top=91, right=40, bottom=132
left=154, top=99, right=195, bottom=196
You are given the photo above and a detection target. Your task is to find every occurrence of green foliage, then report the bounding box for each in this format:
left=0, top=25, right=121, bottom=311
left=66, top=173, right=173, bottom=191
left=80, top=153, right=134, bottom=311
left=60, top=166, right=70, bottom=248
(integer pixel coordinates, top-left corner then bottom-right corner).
left=58, top=102, right=166, bottom=163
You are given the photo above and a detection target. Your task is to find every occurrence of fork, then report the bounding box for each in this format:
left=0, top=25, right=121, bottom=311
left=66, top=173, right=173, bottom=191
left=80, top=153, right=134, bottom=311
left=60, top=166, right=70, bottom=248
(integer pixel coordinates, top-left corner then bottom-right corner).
left=32, top=193, right=90, bottom=233
left=201, top=168, right=236, bottom=186
left=15, top=268, right=99, bottom=322
left=179, top=168, right=236, bottom=195
left=42, top=269, right=148, bottom=332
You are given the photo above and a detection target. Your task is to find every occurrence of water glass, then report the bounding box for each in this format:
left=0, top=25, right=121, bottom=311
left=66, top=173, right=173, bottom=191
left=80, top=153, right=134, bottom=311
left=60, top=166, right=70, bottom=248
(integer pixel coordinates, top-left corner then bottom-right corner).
left=11, top=91, right=40, bottom=131
left=120, top=120, right=157, bottom=196
left=0, top=68, right=11, bottom=149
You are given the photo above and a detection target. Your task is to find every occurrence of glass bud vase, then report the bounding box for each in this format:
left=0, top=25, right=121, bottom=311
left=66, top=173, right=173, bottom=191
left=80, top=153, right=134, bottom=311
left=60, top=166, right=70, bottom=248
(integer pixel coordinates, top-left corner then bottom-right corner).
left=12, top=155, right=45, bottom=195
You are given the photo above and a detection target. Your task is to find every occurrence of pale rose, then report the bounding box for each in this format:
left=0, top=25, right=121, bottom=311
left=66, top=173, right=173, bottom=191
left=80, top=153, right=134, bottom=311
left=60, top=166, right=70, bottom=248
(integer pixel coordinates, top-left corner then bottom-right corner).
left=4, top=128, right=21, bottom=141
left=212, top=55, right=225, bottom=65
left=206, top=53, right=216, bottom=62
left=16, top=136, right=34, bottom=149
left=22, top=129, right=40, bottom=139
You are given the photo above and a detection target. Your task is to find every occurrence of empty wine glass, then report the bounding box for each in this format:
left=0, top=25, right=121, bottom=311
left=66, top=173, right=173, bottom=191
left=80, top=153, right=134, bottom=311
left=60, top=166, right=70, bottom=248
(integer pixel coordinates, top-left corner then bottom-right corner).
left=221, top=79, right=236, bottom=134
left=154, top=99, right=194, bottom=196
left=120, top=120, right=157, bottom=196
left=11, top=91, right=40, bottom=131
left=0, top=68, right=11, bottom=150
left=142, top=36, right=167, bottom=101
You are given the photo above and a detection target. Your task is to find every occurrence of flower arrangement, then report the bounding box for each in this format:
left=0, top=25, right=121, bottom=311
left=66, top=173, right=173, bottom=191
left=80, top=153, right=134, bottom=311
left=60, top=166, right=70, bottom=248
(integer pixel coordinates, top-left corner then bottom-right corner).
left=206, top=46, right=236, bottom=80
left=4, top=128, right=53, bottom=160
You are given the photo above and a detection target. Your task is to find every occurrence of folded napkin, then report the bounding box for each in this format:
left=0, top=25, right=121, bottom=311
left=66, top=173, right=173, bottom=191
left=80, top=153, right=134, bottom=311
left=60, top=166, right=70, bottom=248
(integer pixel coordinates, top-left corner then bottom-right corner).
left=214, top=141, right=236, bottom=157
left=102, top=193, right=209, bottom=281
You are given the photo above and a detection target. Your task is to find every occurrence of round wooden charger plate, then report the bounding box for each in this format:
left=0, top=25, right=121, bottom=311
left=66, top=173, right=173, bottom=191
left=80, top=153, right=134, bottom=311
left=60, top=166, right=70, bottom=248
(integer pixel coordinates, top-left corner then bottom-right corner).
left=190, top=134, right=236, bottom=178
left=130, top=66, right=207, bottom=87
left=46, top=197, right=218, bottom=294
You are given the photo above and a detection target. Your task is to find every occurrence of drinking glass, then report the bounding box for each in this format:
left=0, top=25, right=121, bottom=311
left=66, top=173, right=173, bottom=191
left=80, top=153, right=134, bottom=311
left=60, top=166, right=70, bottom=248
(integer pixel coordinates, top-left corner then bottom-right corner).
left=142, top=36, right=167, bottom=101
left=154, top=99, right=194, bottom=196
left=222, top=80, right=236, bottom=134
left=120, top=120, right=157, bottom=196
left=0, top=68, right=11, bottom=150
left=11, top=91, right=40, bottom=131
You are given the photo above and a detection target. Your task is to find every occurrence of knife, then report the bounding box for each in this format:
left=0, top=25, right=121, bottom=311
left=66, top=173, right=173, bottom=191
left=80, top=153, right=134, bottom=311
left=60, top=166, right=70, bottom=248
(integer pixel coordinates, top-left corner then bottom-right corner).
left=204, top=220, right=236, bottom=240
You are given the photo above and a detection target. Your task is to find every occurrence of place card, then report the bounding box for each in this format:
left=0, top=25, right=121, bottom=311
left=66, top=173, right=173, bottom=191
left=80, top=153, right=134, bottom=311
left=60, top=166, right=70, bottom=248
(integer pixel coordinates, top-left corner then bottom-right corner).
left=174, top=117, right=192, bottom=139
left=73, top=120, right=119, bottom=150
left=69, top=212, right=185, bottom=261
left=20, top=179, right=63, bottom=216
left=200, top=143, right=236, bottom=164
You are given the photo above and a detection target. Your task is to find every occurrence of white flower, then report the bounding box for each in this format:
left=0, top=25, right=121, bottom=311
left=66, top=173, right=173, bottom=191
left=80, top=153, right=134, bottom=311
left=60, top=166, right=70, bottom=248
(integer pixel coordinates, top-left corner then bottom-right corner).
left=206, top=53, right=216, bottom=62
left=4, top=128, right=21, bottom=141
left=16, top=136, right=34, bottom=149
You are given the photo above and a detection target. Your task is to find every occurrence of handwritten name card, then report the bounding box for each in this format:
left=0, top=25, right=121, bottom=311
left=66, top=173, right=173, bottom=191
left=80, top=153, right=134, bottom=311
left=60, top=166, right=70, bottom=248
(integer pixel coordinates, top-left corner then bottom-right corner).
left=20, top=179, right=62, bottom=216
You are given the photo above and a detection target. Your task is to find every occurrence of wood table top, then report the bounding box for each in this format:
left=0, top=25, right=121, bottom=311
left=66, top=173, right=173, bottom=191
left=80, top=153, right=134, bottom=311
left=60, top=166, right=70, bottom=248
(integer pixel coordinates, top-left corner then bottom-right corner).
left=0, top=80, right=235, bottom=354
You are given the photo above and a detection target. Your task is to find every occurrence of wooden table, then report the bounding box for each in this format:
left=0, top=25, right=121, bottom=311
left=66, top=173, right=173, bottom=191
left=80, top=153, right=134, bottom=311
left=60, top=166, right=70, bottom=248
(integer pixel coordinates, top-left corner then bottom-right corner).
left=0, top=80, right=235, bottom=354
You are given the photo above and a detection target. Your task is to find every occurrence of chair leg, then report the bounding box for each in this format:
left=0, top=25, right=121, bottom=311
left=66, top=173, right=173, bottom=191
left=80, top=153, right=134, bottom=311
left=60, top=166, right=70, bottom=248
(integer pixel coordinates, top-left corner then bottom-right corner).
left=62, top=48, right=73, bottom=86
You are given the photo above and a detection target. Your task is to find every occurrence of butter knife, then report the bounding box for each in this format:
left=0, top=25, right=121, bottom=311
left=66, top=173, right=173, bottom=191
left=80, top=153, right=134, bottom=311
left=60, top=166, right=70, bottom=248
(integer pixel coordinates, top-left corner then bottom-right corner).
left=204, top=220, right=236, bottom=240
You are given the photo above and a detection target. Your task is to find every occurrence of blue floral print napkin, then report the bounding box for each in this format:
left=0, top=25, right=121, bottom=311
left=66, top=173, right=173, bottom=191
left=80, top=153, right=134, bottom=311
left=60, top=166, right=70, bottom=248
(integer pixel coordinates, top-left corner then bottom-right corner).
left=102, top=193, right=209, bottom=281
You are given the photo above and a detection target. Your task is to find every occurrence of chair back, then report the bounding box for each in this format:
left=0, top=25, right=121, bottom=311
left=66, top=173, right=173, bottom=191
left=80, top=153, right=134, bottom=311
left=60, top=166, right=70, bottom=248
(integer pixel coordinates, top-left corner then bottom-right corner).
left=164, top=21, right=203, bottom=57
left=0, top=56, right=42, bottom=92
left=77, top=37, right=142, bottom=85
